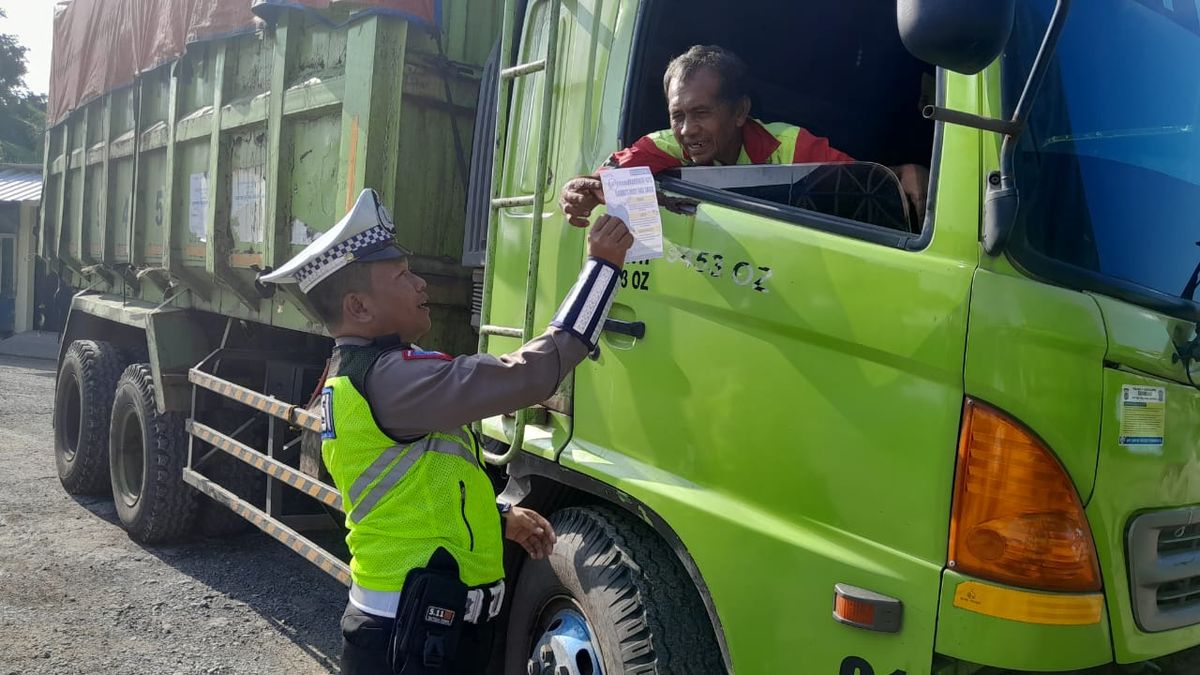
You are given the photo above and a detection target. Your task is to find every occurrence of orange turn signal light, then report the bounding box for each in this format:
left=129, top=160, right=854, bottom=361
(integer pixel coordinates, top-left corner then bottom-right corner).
left=948, top=399, right=1102, bottom=593
left=832, top=584, right=902, bottom=633
left=835, top=594, right=876, bottom=626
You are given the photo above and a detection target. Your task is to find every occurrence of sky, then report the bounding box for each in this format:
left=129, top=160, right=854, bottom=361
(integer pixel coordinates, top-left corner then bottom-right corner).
left=0, top=1, right=55, bottom=96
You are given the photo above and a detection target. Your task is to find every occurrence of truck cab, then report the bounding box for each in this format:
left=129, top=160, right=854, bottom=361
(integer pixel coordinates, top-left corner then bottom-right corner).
left=478, top=0, right=1200, bottom=672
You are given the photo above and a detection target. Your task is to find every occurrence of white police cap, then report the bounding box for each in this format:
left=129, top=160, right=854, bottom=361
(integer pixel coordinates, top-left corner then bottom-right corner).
left=259, top=188, right=410, bottom=293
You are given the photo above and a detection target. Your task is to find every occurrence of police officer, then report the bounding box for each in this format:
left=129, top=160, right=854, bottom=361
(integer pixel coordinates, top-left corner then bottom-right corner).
left=261, top=189, right=632, bottom=674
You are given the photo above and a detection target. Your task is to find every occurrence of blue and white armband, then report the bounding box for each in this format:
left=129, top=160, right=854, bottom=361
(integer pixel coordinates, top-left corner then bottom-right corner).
left=551, top=257, right=620, bottom=350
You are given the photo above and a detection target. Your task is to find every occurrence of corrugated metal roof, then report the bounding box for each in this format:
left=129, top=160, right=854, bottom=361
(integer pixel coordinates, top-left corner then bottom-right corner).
left=0, top=165, right=43, bottom=203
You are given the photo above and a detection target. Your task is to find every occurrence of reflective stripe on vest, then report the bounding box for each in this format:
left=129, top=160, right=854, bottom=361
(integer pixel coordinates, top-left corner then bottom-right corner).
left=636, top=119, right=853, bottom=167
left=346, top=429, right=477, bottom=522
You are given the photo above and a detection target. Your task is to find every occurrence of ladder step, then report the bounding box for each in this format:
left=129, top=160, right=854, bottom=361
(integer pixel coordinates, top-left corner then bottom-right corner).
left=492, top=195, right=536, bottom=209
left=481, top=325, right=525, bottom=339
left=501, top=60, right=547, bottom=79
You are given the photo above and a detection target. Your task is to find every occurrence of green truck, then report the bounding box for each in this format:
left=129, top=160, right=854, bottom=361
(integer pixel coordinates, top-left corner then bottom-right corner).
left=42, top=0, right=1200, bottom=672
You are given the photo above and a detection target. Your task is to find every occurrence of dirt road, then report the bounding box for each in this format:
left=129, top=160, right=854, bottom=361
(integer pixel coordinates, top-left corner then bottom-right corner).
left=0, top=354, right=345, bottom=675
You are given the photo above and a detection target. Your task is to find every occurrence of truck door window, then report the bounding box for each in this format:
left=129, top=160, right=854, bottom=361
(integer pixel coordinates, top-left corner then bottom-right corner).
left=665, top=163, right=913, bottom=232
left=621, top=0, right=935, bottom=239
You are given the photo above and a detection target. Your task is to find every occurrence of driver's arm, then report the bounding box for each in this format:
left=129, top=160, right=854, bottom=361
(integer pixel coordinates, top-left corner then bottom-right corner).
left=891, top=164, right=930, bottom=222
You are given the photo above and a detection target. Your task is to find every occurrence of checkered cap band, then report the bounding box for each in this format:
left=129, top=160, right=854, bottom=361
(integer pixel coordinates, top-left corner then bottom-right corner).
left=295, top=224, right=396, bottom=293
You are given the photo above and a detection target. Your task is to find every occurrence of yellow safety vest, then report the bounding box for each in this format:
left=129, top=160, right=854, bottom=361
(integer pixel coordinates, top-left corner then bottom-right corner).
left=320, top=343, right=504, bottom=591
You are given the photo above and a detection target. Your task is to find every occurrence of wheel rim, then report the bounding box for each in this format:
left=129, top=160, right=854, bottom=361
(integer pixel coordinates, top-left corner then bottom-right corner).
left=112, top=402, right=144, bottom=507
left=58, top=372, right=82, bottom=461
left=526, top=598, right=604, bottom=675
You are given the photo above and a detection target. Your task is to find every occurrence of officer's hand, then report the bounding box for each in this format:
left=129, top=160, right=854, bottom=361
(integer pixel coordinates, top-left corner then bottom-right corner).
left=587, top=215, right=634, bottom=268
left=504, top=507, right=557, bottom=560
left=560, top=176, right=606, bottom=228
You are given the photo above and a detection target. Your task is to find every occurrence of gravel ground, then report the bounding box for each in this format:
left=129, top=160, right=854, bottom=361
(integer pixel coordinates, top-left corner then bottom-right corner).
left=0, top=354, right=346, bottom=675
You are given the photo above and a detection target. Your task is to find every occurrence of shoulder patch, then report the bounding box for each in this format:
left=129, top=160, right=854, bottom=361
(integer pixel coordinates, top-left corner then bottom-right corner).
left=320, top=387, right=336, bottom=440
left=401, top=349, right=453, bottom=362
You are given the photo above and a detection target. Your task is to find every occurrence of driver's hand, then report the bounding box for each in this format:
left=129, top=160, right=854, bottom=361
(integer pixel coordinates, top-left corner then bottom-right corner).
left=894, top=164, right=930, bottom=223
left=560, top=176, right=606, bottom=228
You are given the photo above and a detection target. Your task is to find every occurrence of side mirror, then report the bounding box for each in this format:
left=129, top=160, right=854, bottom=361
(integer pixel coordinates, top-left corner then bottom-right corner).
left=898, top=0, right=1016, bottom=75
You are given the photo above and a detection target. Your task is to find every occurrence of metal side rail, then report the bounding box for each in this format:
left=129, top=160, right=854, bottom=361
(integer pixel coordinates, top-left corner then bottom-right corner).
left=185, top=345, right=351, bottom=585
left=186, top=420, right=343, bottom=512
left=182, top=468, right=351, bottom=586
left=189, top=367, right=323, bottom=434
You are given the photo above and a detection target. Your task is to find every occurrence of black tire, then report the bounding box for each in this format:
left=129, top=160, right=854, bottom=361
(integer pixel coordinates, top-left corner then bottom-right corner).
left=108, top=363, right=197, bottom=543
left=505, top=506, right=725, bottom=675
left=54, top=340, right=126, bottom=495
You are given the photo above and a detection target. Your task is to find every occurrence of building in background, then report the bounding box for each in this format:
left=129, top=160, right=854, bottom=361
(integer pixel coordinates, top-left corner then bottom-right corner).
left=0, top=164, right=43, bottom=337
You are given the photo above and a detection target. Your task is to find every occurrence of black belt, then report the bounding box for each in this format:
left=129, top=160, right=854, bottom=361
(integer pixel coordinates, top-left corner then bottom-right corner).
left=463, top=579, right=505, bottom=624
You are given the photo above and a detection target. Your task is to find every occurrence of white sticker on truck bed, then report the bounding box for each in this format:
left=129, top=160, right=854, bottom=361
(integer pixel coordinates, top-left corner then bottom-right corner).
left=188, top=172, right=209, bottom=242
left=231, top=167, right=266, bottom=244
left=1119, top=385, right=1166, bottom=450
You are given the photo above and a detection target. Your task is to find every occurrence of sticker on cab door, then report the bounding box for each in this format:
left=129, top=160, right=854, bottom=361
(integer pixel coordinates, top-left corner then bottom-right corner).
left=1119, top=385, right=1166, bottom=448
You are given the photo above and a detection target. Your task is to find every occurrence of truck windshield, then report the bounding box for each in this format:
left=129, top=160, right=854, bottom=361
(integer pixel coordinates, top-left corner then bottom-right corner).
left=1006, top=0, right=1200, bottom=316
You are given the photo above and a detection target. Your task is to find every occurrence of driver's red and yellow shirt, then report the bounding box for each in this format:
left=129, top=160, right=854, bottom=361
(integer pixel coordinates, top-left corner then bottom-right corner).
left=604, top=118, right=854, bottom=174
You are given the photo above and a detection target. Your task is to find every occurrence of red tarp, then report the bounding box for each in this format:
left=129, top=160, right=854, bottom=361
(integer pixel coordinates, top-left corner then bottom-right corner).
left=49, top=0, right=441, bottom=126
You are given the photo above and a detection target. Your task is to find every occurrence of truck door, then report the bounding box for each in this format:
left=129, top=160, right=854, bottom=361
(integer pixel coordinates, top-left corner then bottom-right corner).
left=567, top=157, right=977, bottom=670
left=485, top=0, right=987, bottom=668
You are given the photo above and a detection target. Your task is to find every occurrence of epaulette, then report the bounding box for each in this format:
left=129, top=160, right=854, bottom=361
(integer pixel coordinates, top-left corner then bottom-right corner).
left=401, top=349, right=454, bottom=362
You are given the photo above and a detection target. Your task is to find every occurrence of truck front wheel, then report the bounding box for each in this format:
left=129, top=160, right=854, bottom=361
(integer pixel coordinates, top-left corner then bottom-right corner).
left=108, top=363, right=197, bottom=543
left=505, top=506, right=725, bottom=675
left=54, top=340, right=125, bottom=495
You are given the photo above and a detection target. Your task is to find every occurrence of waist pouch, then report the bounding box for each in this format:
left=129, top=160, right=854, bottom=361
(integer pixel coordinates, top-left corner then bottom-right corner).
left=390, top=548, right=468, bottom=675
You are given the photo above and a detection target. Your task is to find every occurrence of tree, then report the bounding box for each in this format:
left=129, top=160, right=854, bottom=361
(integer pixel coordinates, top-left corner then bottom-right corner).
left=0, top=9, right=47, bottom=164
